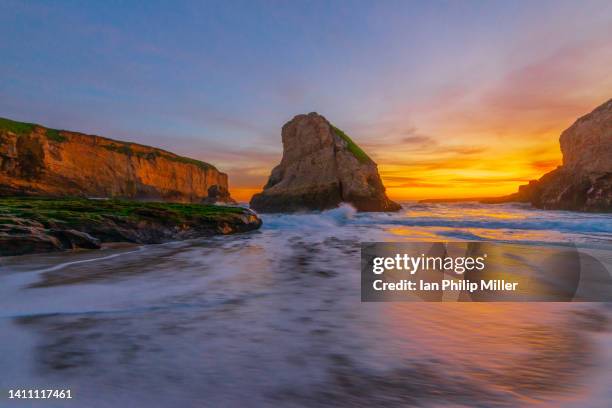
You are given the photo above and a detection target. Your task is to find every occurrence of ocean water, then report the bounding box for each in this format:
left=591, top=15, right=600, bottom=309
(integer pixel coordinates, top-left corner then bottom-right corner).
left=1, top=202, right=611, bottom=407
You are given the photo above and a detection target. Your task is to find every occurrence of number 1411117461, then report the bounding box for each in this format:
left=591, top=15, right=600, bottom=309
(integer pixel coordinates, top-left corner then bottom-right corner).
left=8, top=389, right=72, bottom=399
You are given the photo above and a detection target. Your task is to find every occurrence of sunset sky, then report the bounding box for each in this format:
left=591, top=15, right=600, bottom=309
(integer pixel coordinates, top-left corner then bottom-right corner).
left=1, top=0, right=611, bottom=201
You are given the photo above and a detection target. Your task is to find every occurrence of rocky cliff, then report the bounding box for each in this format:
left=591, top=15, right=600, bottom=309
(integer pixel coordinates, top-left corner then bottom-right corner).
left=498, top=99, right=612, bottom=211
left=0, top=117, right=234, bottom=203
left=250, top=112, right=400, bottom=212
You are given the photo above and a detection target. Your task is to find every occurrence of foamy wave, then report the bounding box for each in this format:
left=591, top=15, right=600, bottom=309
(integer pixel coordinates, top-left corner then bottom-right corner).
left=260, top=203, right=357, bottom=230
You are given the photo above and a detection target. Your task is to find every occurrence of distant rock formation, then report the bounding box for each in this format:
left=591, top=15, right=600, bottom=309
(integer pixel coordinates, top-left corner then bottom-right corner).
left=0, top=117, right=234, bottom=203
left=492, top=99, right=612, bottom=211
left=202, top=184, right=235, bottom=204
left=250, top=112, right=400, bottom=212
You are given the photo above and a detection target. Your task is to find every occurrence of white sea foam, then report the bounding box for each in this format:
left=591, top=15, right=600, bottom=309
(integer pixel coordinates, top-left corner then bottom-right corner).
left=259, top=202, right=612, bottom=247
left=260, top=202, right=357, bottom=230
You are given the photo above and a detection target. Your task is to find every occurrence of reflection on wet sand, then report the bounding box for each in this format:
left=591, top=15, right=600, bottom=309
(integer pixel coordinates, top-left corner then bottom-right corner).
left=383, top=304, right=600, bottom=398
left=11, top=287, right=610, bottom=407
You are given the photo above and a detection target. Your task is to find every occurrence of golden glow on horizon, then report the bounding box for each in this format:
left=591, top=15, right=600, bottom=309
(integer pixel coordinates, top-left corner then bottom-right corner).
left=379, top=143, right=561, bottom=201
left=231, top=187, right=263, bottom=203
left=366, top=97, right=575, bottom=201
left=229, top=92, right=611, bottom=203
left=230, top=136, right=562, bottom=202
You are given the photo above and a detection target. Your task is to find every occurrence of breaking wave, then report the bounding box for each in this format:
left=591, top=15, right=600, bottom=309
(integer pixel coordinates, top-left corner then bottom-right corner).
left=260, top=203, right=357, bottom=230
left=259, top=202, right=612, bottom=246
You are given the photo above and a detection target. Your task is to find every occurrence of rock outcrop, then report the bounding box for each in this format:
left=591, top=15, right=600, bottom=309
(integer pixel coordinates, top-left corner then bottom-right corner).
left=0, top=117, right=234, bottom=203
left=250, top=112, right=400, bottom=212
left=496, top=99, right=612, bottom=211
left=0, top=197, right=261, bottom=256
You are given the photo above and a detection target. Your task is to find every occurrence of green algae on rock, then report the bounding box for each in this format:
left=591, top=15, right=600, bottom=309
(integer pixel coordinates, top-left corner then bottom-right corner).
left=0, top=197, right=261, bottom=256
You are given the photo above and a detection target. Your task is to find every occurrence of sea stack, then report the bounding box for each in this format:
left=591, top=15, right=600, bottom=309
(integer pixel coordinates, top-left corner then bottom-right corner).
left=502, top=98, right=612, bottom=211
left=250, top=112, right=400, bottom=213
left=0, top=117, right=235, bottom=204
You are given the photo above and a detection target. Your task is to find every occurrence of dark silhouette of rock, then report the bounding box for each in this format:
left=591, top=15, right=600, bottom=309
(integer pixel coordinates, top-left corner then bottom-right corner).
left=488, top=99, right=612, bottom=212
left=250, top=113, right=400, bottom=213
left=202, top=184, right=236, bottom=204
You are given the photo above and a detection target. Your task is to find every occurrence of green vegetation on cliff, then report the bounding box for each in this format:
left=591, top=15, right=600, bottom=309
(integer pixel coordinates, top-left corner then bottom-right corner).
left=331, top=125, right=372, bottom=164
left=101, top=143, right=215, bottom=170
left=102, top=143, right=134, bottom=156
left=0, top=117, right=67, bottom=142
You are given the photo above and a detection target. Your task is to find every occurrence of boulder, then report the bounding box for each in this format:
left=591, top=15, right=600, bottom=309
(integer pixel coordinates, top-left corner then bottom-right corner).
left=250, top=113, right=400, bottom=213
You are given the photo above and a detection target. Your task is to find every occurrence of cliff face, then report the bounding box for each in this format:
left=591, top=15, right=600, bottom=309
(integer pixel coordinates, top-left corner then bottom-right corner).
left=505, top=99, right=612, bottom=211
left=250, top=112, right=400, bottom=212
left=0, top=117, right=234, bottom=203
left=559, top=99, right=612, bottom=175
